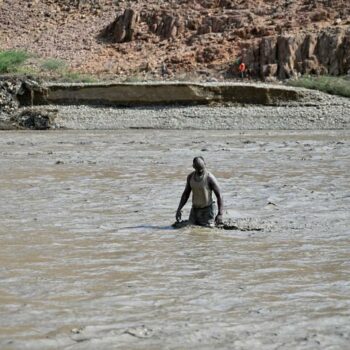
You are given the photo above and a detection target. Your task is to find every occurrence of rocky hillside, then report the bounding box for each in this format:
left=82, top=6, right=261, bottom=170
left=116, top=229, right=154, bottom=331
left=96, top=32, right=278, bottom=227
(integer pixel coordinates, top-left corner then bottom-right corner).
left=0, top=0, right=350, bottom=80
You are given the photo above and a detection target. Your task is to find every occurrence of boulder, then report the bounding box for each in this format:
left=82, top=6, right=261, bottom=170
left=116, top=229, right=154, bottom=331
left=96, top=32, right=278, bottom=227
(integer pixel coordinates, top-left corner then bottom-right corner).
left=12, top=108, right=57, bottom=130
left=103, top=9, right=139, bottom=43
left=311, top=9, right=328, bottom=22
left=0, top=78, right=20, bottom=115
left=103, top=10, right=184, bottom=42
left=302, top=56, right=320, bottom=74
left=0, top=77, right=45, bottom=117
left=152, top=14, right=181, bottom=39
left=262, top=63, right=278, bottom=78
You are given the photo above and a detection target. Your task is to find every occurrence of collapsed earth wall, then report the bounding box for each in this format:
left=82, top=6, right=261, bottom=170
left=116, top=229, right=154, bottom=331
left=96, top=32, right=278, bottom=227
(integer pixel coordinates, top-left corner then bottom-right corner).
left=36, top=82, right=304, bottom=106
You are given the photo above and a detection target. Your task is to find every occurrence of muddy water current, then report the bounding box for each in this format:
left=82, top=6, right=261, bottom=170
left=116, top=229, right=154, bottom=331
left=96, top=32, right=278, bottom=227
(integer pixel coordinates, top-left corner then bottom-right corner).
left=0, top=130, right=349, bottom=349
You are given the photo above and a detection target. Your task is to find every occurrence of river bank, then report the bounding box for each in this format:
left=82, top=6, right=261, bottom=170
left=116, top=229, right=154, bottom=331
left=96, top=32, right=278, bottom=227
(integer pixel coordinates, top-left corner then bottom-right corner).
left=50, top=102, right=350, bottom=130
left=1, top=79, right=350, bottom=130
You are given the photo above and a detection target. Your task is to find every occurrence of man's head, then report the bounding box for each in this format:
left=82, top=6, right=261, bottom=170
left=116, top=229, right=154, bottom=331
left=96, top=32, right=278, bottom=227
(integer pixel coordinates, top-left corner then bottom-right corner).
left=193, top=156, right=206, bottom=173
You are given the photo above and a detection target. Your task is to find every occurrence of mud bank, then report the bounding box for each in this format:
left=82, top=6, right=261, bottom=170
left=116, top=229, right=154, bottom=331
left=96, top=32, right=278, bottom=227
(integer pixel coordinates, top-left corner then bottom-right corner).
left=39, top=82, right=317, bottom=106
left=4, top=78, right=350, bottom=130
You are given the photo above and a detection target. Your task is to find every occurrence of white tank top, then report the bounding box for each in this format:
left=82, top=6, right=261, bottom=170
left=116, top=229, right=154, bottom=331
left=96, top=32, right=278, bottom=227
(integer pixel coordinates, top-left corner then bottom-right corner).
left=190, top=171, right=213, bottom=208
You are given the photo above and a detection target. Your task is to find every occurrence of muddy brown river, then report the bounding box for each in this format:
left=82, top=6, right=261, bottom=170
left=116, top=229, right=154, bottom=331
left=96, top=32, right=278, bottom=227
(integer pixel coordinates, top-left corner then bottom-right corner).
left=0, top=130, right=349, bottom=349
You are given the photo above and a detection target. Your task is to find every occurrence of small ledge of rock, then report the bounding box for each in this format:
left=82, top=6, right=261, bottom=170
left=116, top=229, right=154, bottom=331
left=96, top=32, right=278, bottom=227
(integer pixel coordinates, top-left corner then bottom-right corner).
left=11, top=108, right=58, bottom=130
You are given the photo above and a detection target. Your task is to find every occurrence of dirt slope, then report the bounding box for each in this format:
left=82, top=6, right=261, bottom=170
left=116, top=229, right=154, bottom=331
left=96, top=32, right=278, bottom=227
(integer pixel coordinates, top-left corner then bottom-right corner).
left=0, top=0, right=349, bottom=80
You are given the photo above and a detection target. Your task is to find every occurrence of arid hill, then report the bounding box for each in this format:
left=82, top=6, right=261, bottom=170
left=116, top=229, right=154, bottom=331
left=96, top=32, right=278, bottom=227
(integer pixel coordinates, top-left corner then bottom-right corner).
left=0, top=0, right=349, bottom=80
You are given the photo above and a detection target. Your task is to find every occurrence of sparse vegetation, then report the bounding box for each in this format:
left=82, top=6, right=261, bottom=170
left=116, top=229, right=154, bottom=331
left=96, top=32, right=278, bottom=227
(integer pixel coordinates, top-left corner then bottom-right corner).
left=60, top=71, right=97, bottom=83
left=287, top=75, right=350, bottom=98
left=41, top=59, right=66, bottom=72
left=0, top=51, right=98, bottom=81
left=12, top=65, right=39, bottom=77
left=0, top=50, right=30, bottom=73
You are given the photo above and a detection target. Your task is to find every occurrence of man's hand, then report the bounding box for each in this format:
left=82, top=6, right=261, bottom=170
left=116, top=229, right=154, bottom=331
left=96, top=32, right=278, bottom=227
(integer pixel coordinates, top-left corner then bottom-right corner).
left=176, top=209, right=182, bottom=222
left=215, top=213, right=223, bottom=225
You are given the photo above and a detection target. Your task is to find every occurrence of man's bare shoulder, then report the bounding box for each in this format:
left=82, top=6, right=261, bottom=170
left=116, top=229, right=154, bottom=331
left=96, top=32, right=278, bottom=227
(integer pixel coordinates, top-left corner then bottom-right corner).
left=207, top=171, right=217, bottom=180
left=207, top=172, right=220, bottom=186
left=187, top=171, right=195, bottom=181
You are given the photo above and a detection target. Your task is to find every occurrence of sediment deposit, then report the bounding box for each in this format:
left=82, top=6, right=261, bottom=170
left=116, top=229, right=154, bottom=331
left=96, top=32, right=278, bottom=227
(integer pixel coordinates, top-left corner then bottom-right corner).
left=2, top=76, right=349, bottom=131
left=0, top=129, right=349, bottom=349
left=39, top=82, right=308, bottom=105
left=50, top=101, right=350, bottom=130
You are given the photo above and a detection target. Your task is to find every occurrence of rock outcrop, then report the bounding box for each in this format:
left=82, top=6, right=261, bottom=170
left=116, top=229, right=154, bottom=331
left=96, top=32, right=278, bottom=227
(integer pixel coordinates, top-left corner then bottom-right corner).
left=0, top=77, right=47, bottom=113
left=102, top=9, right=139, bottom=43
left=101, top=3, right=350, bottom=80
left=12, top=108, right=58, bottom=130
left=0, top=77, right=21, bottom=116
left=252, top=27, right=350, bottom=80
left=102, top=9, right=186, bottom=42
left=148, top=13, right=184, bottom=39
left=0, top=77, right=56, bottom=130
left=2, top=0, right=350, bottom=79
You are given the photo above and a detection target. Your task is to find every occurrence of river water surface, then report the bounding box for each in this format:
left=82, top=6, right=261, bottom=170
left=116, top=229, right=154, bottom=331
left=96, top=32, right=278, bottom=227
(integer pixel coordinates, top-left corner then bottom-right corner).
left=0, top=130, right=349, bottom=349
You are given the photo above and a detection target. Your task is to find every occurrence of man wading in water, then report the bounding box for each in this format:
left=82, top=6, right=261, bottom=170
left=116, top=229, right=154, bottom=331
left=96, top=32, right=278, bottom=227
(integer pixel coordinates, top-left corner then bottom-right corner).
left=176, top=157, right=223, bottom=227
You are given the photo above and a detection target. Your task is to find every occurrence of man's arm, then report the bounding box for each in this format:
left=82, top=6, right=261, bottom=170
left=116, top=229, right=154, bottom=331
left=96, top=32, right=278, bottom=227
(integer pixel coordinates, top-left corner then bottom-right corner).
left=176, top=174, right=192, bottom=222
left=209, top=174, right=223, bottom=224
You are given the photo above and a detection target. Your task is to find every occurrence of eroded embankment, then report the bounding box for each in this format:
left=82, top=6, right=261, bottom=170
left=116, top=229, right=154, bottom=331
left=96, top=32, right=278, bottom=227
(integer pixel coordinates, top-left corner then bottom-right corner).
left=1, top=78, right=350, bottom=130
left=0, top=77, right=50, bottom=130
left=38, top=82, right=307, bottom=106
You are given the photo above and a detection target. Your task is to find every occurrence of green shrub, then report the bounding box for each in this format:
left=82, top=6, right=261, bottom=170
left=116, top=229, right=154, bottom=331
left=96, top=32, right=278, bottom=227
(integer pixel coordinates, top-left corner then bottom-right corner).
left=288, top=75, right=350, bottom=98
left=0, top=50, right=30, bottom=73
left=41, top=59, right=66, bottom=72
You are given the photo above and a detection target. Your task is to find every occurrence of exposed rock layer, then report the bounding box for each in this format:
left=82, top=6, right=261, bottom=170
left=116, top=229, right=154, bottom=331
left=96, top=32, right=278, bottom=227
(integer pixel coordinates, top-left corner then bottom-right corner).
left=36, top=82, right=306, bottom=106
left=1, top=0, right=350, bottom=79
left=12, top=108, right=58, bottom=130
left=0, top=77, right=56, bottom=129
left=255, top=27, right=350, bottom=79
left=103, top=9, right=350, bottom=79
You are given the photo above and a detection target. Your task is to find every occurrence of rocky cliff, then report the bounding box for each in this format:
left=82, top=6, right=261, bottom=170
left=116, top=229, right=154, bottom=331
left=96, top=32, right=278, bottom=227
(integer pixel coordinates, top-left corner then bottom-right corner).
left=1, top=0, right=349, bottom=80
left=253, top=27, right=350, bottom=79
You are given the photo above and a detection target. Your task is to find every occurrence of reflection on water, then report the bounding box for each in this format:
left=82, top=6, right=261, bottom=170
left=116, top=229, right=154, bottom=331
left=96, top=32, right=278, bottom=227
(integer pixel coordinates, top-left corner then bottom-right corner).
left=0, top=130, right=349, bottom=349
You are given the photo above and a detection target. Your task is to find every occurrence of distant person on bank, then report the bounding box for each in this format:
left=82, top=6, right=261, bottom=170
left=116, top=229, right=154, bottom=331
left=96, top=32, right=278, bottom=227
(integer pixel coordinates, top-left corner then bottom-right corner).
left=239, top=62, right=246, bottom=79
left=176, top=157, right=223, bottom=227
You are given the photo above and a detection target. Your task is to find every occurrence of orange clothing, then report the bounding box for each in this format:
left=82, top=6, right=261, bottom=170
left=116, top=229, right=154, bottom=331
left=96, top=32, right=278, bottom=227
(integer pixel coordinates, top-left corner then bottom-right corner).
left=239, top=63, right=246, bottom=72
